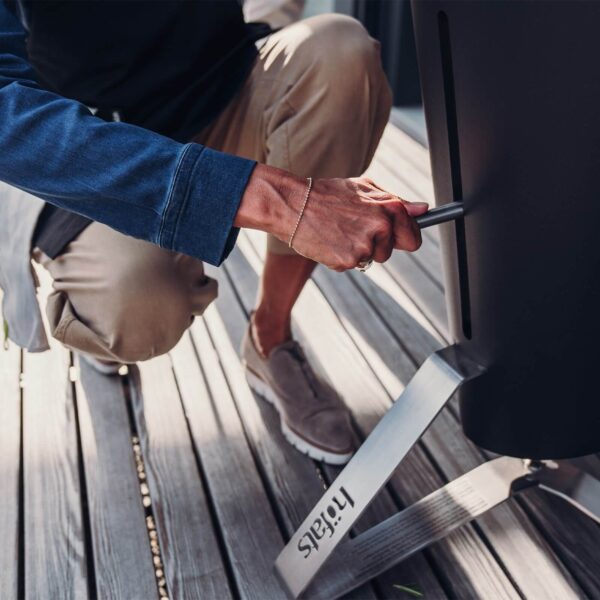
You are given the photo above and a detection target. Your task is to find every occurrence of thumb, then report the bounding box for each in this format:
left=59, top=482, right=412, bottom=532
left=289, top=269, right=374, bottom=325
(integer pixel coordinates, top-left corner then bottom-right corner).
left=402, top=201, right=429, bottom=217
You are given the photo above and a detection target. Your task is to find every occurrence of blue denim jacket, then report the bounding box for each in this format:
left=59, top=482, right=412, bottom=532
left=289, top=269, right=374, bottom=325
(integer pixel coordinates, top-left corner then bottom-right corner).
left=0, top=1, right=256, bottom=351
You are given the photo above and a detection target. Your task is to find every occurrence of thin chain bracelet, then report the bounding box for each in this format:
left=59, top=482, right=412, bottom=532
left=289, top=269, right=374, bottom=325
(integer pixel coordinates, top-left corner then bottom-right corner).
left=288, top=177, right=313, bottom=249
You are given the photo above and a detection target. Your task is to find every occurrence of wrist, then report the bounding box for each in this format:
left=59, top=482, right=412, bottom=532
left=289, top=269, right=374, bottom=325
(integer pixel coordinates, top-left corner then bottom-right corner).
left=234, top=164, right=306, bottom=239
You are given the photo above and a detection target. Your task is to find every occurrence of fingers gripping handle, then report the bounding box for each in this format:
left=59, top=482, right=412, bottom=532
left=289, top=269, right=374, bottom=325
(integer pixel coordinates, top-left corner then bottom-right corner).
left=415, top=201, right=464, bottom=229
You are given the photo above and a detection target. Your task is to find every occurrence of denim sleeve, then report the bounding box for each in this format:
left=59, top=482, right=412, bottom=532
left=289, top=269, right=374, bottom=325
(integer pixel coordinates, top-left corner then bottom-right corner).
left=0, top=1, right=255, bottom=265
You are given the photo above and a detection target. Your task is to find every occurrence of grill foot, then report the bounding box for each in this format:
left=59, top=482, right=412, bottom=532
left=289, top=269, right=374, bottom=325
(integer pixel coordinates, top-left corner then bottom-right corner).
left=274, top=346, right=600, bottom=599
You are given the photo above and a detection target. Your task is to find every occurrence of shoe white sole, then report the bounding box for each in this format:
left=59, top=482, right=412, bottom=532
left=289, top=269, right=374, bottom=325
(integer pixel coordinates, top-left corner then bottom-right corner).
left=244, top=366, right=354, bottom=466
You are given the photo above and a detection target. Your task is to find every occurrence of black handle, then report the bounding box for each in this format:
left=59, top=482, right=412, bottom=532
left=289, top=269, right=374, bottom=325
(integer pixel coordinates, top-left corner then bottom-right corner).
left=416, top=202, right=464, bottom=229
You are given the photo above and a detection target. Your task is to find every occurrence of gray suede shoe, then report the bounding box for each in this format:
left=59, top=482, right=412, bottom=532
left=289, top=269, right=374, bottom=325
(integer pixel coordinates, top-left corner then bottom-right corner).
left=242, top=324, right=354, bottom=465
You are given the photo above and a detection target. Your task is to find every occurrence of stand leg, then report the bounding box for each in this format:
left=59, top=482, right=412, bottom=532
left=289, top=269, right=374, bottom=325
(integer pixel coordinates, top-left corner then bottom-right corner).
left=535, top=461, right=600, bottom=524
left=274, top=346, right=484, bottom=599
left=303, top=457, right=533, bottom=600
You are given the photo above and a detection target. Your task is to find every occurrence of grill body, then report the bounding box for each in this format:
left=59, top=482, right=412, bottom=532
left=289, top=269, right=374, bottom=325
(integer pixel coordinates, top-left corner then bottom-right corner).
left=412, top=0, right=600, bottom=458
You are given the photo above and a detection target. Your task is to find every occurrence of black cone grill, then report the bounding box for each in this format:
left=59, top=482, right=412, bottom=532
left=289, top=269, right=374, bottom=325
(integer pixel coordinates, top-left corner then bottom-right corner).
left=412, top=0, right=600, bottom=458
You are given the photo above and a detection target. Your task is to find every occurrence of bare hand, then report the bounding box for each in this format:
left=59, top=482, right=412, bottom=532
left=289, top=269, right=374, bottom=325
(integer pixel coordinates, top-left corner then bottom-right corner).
left=288, top=176, right=428, bottom=271
left=235, top=165, right=429, bottom=271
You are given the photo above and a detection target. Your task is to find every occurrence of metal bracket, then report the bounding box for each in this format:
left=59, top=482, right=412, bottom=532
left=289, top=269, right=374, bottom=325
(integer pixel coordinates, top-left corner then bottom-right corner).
left=274, top=345, right=484, bottom=598
left=301, top=456, right=534, bottom=600
left=274, top=345, right=600, bottom=599
left=531, top=460, right=600, bottom=525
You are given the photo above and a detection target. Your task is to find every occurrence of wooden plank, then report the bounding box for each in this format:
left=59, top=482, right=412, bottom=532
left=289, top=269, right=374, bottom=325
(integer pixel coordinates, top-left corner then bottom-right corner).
left=22, top=344, right=88, bottom=599
left=226, top=236, right=514, bottom=599
left=351, top=250, right=451, bottom=370
left=375, top=138, right=435, bottom=205
left=0, top=341, right=21, bottom=599
left=199, top=276, right=381, bottom=600
left=128, top=357, right=233, bottom=600
left=411, top=235, right=444, bottom=285
left=369, top=132, right=434, bottom=207
left=517, top=488, right=600, bottom=597
left=381, top=122, right=434, bottom=179
left=169, top=328, right=290, bottom=599
left=75, top=358, right=158, bottom=599
left=347, top=266, right=444, bottom=364
left=384, top=252, right=448, bottom=339
left=347, top=233, right=450, bottom=355
left=176, top=321, right=309, bottom=537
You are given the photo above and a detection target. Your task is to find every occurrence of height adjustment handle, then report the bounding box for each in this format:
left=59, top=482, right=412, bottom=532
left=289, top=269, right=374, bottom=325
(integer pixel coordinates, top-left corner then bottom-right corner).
left=416, top=201, right=464, bottom=229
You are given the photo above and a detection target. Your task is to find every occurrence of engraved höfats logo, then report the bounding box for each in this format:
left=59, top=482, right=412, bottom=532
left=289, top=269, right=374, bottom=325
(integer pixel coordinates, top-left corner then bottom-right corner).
left=297, top=486, right=355, bottom=558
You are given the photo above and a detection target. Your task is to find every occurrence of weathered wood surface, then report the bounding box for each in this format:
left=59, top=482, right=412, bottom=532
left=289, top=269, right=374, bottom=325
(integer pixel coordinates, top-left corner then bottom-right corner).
left=203, top=264, right=438, bottom=599
left=2, top=122, right=599, bottom=600
left=76, top=358, right=158, bottom=599
left=22, top=342, right=88, bottom=599
left=170, top=327, right=289, bottom=599
left=200, top=274, right=381, bottom=600
left=130, top=357, right=233, bottom=600
left=0, top=343, right=21, bottom=600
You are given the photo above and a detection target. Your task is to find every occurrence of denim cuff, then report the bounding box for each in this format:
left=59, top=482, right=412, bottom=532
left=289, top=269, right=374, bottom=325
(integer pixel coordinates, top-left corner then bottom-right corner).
left=158, top=143, right=256, bottom=265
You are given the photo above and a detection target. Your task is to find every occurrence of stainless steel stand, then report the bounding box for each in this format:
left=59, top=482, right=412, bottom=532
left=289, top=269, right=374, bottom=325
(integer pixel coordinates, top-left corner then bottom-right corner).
left=274, top=347, right=600, bottom=599
left=532, top=460, right=600, bottom=525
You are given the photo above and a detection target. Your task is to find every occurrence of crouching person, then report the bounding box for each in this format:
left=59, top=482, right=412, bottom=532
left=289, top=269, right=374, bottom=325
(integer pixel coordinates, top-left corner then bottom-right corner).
left=0, top=1, right=428, bottom=465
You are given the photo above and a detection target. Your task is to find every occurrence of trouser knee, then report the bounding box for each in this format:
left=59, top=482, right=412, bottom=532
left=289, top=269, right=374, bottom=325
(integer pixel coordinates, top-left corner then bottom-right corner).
left=41, top=223, right=218, bottom=363
left=304, top=14, right=392, bottom=112
left=46, top=275, right=217, bottom=363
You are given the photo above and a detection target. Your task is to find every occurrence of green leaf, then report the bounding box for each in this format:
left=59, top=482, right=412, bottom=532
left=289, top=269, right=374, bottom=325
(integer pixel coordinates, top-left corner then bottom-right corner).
left=3, top=318, right=9, bottom=350
left=393, top=584, right=424, bottom=598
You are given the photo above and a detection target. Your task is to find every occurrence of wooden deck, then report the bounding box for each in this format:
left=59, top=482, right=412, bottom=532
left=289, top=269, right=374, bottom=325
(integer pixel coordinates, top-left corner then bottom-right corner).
left=2, top=123, right=600, bottom=600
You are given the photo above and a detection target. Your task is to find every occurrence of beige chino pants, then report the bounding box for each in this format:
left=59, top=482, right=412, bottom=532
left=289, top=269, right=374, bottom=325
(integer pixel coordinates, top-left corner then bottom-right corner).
left=34, top=14, right=392, bottom=363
